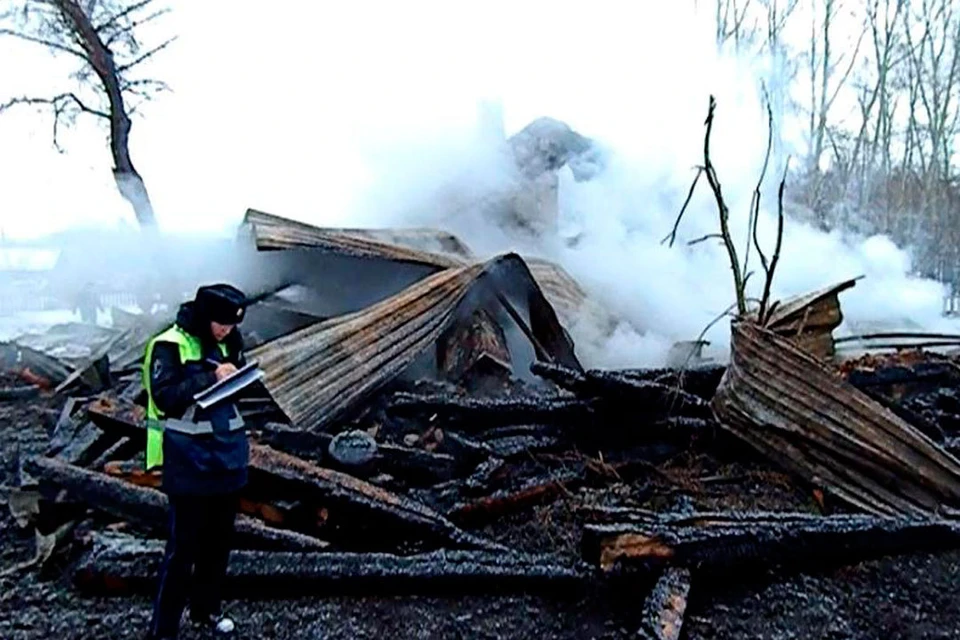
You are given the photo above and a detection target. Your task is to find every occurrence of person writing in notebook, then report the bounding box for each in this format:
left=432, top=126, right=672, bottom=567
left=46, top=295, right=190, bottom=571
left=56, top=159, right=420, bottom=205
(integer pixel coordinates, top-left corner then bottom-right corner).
left=141, top=283, right=249, bottom=639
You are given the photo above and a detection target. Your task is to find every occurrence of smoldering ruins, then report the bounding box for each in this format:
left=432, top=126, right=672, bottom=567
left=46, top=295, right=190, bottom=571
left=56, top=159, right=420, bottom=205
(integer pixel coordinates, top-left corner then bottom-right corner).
left=5, top=115, right=960, bottom=640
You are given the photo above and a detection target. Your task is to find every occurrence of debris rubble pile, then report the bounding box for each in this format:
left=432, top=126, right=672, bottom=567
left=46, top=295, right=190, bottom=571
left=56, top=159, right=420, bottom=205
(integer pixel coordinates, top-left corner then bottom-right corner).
left=6, top=211, right=960, bottom=635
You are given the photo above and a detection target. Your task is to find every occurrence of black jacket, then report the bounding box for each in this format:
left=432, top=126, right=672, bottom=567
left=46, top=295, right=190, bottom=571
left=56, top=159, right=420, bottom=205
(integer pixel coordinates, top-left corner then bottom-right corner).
left=150, top=302, right=249, bottom=496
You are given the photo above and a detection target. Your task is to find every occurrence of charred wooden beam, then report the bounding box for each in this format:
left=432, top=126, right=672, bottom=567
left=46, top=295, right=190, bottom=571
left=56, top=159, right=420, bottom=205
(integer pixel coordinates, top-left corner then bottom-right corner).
left=438, top=430, right=494, bottom=463
left=486, top=432, right=564, bottom=458
left=639, top=568, right=692, bottom=640
left=25, top=455, right=328, bottom=551
left=255, top=421, right=331, bottom=461
left=386, top=391, right=598, bottom=430
left=649, top=366, right=726, bottom=401
left=248, top=444, right=506, bottom=552
left=377, top=443, right=459, bottom=485
left=74, top=532, right=586, bottom=597
left=528, top=361, right=588, bottom=391
left=87, top=437, right=140, bottom=472
left=448, top=470, right=582, bottom=527
left=46, top=397, right=83, bottom=456
left=86, top=394, right=147, bottom=443
left=530, top=362, right=710, bottom=418
left=582, top=510, right=960, bottom=575
left=463, top=457, right=508, bottom=494
left=532, top=361, right=725, bottom=403
left=54, top=421, right=108, bottom=467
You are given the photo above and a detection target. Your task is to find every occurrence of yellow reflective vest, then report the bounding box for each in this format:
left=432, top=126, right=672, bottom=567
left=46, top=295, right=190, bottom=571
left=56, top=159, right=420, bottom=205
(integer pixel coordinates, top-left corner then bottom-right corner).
left=142, top=325, right=227, bottom=469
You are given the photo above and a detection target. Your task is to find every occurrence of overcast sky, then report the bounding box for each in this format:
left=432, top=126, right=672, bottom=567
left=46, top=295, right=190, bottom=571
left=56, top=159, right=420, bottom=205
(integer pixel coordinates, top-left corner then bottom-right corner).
left=0, top=0, right=815, bottom=240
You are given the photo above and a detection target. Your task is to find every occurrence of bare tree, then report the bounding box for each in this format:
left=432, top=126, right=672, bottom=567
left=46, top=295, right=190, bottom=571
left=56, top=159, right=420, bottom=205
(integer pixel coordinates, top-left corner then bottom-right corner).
left=0, top=0, right=175, bottom=229
left=713, top=0, right=760, bottom=52
left=807, top=0, right=867, bottom=175
left=901, top=0, right=960, bottom=179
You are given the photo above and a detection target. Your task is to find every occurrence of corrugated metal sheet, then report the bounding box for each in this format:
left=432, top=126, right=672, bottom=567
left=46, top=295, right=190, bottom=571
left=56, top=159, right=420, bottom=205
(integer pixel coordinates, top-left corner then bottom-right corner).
left=711, top=321, right=960, bottom=518
left=240, top=210, right=622, bottom=344
left=765, top=278, right=860, bottom=332
left=242, top=209, right=469, bottom=268
left=250, top=253, right=581, bottom=431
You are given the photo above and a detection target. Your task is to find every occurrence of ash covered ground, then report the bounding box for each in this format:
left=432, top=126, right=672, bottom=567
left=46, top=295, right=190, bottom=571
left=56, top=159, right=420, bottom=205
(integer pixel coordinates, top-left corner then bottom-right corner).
left=3, top=396, right=960, bottom=640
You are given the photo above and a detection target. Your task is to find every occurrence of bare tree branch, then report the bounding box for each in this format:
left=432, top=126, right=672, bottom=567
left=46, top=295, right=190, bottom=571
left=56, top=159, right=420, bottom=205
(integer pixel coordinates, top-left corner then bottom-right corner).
left=0, top=0, right=173, bottom=228
left=758, top=159, right=789, bottom=324
left=0, top=26, right=87, bottom=59
left=702, top=96, right=748, bottom=316
left=662, top=166, right=704, bottom=247
left=116, top=34, right=175, bottom=73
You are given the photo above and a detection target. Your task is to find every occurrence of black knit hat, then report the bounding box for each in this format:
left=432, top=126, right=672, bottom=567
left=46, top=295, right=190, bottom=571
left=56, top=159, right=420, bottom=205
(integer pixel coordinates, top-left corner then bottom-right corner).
left=194, top=283, right=247, bottom=325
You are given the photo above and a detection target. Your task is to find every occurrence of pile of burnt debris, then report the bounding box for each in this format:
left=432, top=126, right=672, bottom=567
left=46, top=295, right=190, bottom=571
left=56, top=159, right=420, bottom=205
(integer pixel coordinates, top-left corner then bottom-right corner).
left=6, top=212, right=960, bottom=639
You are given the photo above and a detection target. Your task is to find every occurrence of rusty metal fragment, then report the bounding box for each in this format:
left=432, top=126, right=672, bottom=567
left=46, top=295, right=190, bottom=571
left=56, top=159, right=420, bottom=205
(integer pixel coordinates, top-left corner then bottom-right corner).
left=760, top=277, right=859, bottom=359
left=711, top=321, right=960, bottom=517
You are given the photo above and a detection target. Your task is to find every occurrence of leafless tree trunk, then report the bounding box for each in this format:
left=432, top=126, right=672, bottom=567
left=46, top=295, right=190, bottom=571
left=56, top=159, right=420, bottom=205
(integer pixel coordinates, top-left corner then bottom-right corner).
left=0, top=0, right=175, bottom=229
left=807, top=0, right=865, bottom=174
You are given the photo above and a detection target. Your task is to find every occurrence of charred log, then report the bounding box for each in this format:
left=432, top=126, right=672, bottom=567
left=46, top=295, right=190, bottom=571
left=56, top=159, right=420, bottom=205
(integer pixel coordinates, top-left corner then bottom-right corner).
left=463, top=457, right=509, bottom=494
left=448, top=470, right=582, bottom=527
left=486, top=432, right=565, bottom=458
left=25, top=455, right=328, bottom=551
left=377, top=443, right=459, bottom=485
left=581, top=510, right=960, bottom=576
left=438, top=430, right=494, bottom=463
left=248, top=444, right=506, bottom=552
left=531, top=361, right=723, bottom=407
left=386, top=391, right=599, bottom=431
left=74, top=532, right=586, bottom=597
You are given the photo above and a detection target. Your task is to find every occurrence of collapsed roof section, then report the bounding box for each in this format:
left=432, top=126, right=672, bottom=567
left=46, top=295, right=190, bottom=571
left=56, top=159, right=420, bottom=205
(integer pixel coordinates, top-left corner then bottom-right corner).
left=249, top=253, right=582, bottom=431
left=239, top=209, right=624, bottom=347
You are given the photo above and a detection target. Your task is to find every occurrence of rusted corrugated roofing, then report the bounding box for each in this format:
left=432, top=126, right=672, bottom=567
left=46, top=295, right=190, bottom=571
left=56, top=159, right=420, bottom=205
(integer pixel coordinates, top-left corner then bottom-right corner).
left=765, top=278, right=861, bottom=328
left=250, top=253, right=581, bottom=431
left=241, top=209, right=469, bottom=268
left=759, top=277, right=861, bottom=359
left=712, top=320, right=960, bottom=518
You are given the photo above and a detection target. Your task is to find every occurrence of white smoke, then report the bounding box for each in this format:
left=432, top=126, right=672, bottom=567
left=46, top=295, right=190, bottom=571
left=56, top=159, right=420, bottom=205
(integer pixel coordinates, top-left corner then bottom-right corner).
left=1, top=1, right=954, bottom=366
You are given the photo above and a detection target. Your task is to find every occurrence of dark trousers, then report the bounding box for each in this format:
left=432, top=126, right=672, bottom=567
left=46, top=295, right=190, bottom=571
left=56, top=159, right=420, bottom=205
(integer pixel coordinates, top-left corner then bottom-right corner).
left=149, top=493, right=239, bottom=638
